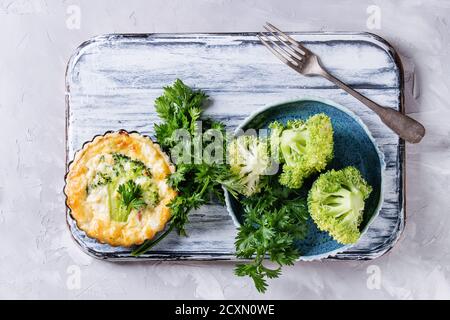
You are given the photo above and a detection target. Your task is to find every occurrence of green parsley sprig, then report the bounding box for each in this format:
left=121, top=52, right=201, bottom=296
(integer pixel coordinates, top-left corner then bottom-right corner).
left=234, top=177, right=309, bottom=293
left=114, top=180, right=146, bottom=222
left=132, top=79, right=234, bottom=255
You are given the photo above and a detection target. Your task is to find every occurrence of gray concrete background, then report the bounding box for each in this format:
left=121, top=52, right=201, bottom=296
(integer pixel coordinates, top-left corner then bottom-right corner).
left=0, top=0, right=449, bottom=299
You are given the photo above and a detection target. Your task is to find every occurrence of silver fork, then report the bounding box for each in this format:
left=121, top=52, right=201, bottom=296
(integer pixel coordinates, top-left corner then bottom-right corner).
left=258, top=22, right=425, bottom=143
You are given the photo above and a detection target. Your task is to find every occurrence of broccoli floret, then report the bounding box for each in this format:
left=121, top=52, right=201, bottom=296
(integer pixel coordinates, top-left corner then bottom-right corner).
left=268, top=120, right=284, bottom=162
left=112, top=153, right=152, bottom=178
left=141, top=180, right=160, bottom=208
left=228, top=135, right=271, bottom=197
left=270, top=113, right=334, bottom=189
left=307, top=166, right=372, bottom=244
left=87, top=171, right=112, bottom=193
left=87, top=153, right=159, bottom=222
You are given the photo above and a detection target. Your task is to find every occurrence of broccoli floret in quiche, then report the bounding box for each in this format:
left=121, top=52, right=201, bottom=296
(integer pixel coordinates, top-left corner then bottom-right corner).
left=88, top=153, right=161, bottom=222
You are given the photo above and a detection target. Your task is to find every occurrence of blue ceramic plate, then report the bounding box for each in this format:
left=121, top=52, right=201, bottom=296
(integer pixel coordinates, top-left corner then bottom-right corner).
left=224, top=97, right=385, bottom=261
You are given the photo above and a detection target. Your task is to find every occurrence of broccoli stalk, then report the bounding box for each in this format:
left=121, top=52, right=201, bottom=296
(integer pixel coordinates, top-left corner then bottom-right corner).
left=307, top=166, right=373, bottom=244
left=270, top=113, right=334, bottom=189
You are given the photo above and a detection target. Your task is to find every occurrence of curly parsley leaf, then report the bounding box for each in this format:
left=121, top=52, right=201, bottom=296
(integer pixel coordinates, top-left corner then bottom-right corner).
left=113, top=180, right=146, bottom=222
left=234, top=178, right=309, bottom=293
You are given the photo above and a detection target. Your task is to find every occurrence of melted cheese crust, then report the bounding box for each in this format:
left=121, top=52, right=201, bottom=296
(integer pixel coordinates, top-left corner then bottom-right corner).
left=64, top=131, right=177, bottom=247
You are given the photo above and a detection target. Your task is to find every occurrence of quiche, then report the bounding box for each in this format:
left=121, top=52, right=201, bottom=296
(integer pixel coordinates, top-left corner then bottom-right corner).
left=64, top=130, right=177, bottom=247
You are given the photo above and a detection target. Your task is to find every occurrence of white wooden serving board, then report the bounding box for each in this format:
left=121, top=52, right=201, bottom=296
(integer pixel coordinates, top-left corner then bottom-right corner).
left=65, top=33, right=405, bottom=261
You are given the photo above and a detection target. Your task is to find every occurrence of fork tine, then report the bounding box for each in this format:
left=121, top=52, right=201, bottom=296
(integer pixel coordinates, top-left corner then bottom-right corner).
left=258, top=34, right=302, bottom=67
left=265, top=22, right=311, bottom=55
left=263, top=25, right=305, bottom=60
left=257, top=35, right=292, bottom=65
left=259, top=33, right=303, bottom=64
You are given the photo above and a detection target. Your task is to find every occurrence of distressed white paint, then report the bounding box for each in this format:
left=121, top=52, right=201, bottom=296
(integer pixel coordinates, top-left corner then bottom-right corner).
left=66, top=33, right=403, bottom=260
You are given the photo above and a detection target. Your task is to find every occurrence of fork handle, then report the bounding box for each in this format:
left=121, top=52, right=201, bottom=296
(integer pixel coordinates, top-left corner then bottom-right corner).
left=320, top=71, right=425, bottom=143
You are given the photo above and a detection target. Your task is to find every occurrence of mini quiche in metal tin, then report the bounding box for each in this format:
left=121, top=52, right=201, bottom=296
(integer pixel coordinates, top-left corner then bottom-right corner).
left=64, top=130, right=176, bottom=247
